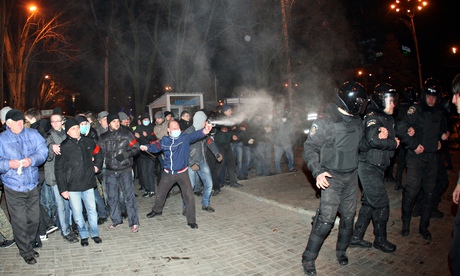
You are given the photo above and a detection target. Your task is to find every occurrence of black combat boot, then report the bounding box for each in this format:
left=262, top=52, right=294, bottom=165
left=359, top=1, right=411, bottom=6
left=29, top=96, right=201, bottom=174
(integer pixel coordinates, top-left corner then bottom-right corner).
left=349, top=204, right=372, bottom=248
left=301, top=220, right=332, bottom=275
left=336, top=216, right=353, bottom=266
left=372, top=207, right=396, bottom=253
left=419, top=193, right=433, bottom=241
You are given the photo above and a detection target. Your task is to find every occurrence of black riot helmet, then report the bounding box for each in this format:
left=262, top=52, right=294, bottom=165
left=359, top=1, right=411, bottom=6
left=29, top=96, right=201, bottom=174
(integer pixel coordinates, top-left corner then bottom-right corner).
left=400, top=87, right=417, bottom=104
left=337, top=81, right=368, bottom=115
left=371, top=83, right=398, bottom=111
left=423, top=77, right=442, bottom=97
left=422, top=77, right=442, bottom=106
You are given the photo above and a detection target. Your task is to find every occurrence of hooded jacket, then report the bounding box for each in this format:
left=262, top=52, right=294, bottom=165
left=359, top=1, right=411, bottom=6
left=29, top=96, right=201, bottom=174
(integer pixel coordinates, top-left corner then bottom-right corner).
left=184, top=111, right=220, bottom=165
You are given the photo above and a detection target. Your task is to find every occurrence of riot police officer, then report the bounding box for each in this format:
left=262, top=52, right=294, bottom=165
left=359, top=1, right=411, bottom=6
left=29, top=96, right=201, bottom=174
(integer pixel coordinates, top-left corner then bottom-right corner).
left=301, top=81, right=367, bottom=275
left=349, top=83, right=399, bottom=253
left=394, top=87, right=418, bottom=191
left=396, top=78, right=448, bottom=241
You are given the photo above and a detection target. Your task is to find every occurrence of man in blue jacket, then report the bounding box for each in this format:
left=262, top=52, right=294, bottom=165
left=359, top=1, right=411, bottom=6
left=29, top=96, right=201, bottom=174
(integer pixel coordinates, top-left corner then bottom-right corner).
left=0, top=109, right=48, bottom=264
left=142, top=120, right=213, bottom=229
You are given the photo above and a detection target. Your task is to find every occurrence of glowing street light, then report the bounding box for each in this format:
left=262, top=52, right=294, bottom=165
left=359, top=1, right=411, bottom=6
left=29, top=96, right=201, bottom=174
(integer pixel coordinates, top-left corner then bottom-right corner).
left=453, top=47, right=458, bottom=54
left=391, top=0, right=428, bottom=90
left=29, top=5, right=37, bottom=13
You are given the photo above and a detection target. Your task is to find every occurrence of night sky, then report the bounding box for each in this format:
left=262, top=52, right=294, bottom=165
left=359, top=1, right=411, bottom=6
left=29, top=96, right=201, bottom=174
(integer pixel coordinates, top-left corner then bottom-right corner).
left=344, top=0, right=460, bottom=89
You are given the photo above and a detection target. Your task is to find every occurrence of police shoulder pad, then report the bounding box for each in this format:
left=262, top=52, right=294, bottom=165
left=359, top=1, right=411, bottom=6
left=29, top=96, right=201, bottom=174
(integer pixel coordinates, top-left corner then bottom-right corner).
left=407, top=106, right=416, bottom=115
left=366, top=119, right=377, bottom=127
left=310, top=123, right=318, bottom=137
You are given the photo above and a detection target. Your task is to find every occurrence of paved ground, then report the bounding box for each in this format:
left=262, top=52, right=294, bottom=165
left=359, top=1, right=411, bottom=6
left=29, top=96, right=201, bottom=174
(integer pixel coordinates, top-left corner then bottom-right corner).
left=0, top=147, right=458, bottom=275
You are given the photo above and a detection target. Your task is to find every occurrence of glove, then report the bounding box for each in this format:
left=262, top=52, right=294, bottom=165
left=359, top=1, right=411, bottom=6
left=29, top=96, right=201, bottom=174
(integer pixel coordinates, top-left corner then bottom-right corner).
left=190, top=164, right=200, bottom=171
left=115, top=154, right=124, bottom=162
left=216, top=153, right=223, bottom=163
left=248, top=138, right=254, bottom=145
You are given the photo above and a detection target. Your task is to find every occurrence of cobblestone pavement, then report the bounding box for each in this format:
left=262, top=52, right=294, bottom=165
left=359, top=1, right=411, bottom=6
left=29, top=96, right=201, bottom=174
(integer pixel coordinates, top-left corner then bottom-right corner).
left=0, top=149, right=457, bottom=275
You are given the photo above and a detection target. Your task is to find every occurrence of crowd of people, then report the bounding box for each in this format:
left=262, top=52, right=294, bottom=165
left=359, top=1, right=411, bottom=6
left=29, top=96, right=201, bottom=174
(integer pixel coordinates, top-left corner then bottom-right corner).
left=1, top=75, right=460, bottom=272
left=0, top=101, right=298, bottom=264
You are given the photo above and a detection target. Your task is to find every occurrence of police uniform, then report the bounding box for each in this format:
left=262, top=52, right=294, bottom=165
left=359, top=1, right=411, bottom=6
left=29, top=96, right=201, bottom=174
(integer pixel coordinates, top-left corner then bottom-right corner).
left=396, top=99, right=447, bottom=240
left=301, top=103, right=363, bottom=265
left=351, top=109, right=398, bottom=252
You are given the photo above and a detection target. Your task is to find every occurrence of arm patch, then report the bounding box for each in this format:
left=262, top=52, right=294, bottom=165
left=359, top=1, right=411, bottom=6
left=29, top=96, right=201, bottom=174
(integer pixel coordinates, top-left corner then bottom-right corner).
left=366, top=119, right=377, bottom=127
left=407, top=106, right=416, bottom=115
left=309, top=124, right=318, bottom=137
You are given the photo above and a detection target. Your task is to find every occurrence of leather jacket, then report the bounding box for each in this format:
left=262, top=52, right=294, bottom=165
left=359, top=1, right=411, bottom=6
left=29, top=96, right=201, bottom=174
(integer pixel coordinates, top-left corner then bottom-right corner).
left=98, top=127, right=140, bottom=173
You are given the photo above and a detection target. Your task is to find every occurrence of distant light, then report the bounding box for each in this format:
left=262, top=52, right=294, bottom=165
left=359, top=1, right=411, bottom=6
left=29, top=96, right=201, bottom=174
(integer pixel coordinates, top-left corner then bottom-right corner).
left=453, top=47, right=457, bottom=54
left=29, top=5, right=37, bottom=12
left=284, top=83, right=288, bottom=87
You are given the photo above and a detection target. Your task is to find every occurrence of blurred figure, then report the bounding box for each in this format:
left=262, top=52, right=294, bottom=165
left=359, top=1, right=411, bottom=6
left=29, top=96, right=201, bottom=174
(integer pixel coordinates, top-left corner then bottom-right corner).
left=396, top=78, right=448, bottom=241
left=449, top=73, right=460, bottom=275
left=273, top=111, right=296, bottom=174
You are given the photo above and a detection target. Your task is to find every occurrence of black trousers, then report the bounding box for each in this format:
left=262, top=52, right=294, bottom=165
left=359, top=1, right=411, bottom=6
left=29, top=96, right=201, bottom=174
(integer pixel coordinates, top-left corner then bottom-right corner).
left=4, top=186, right=39, bottom=259
left=318, top=169, right=359, bottom=224
left=401, top=151, right=437, bottom=229
left=358, top=162, right=389, bottom=209
left=137, top=154, right=156, bottom=193
left=152, top=171, right=196, bottom=224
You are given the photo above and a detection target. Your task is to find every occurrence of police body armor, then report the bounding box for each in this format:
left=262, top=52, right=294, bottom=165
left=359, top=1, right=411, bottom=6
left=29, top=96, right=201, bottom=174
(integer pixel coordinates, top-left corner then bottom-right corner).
left=320, top=117, right=362, bottom=172
left=360, top=113, right=395, bottom=167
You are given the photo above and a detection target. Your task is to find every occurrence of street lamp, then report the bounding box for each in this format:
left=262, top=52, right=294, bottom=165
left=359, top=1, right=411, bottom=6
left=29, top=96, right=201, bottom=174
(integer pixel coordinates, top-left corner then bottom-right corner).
left=391, top=0, right=427, bottom=90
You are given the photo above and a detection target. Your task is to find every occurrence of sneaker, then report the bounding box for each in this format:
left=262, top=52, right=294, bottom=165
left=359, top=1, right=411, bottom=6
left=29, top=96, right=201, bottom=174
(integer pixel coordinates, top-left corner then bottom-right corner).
left=0, top=239, right=15, bottom=248
left=92, top=236, right=102, bottom=243
left=80, top=238, right=89, bottom=247
left=148, top=192, right=155, bottom=197
left=187, top=223, right=198, bottom=229
left=45, top=225, right=59, bottom=235
left=202, top=206, right=215, bottom=212
left=131, top=225, right=139, bottom=233
left=39, top=234, right=48, bottom=241
left=23, top=256, right=36, bottom=265
left=142, top=192, right=150, bottom=197
left=211, top=190, right=220, bottom=196
left=63, top=233, right=79, bottom=243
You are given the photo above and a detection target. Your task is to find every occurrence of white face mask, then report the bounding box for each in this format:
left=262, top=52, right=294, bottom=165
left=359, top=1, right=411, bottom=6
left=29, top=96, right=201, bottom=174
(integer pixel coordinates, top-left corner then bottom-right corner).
left=171, top=130, right=181, bottom=138
left=281, top=118, right=287, bottom=122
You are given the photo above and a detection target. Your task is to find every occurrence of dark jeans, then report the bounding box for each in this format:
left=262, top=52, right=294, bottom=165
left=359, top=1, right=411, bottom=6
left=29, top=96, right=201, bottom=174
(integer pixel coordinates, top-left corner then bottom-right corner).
left=106, top=171, right=139, bottom=226
left=152, top=171, right=196, bottom=224
left=4, top=186, right=39, bottom=259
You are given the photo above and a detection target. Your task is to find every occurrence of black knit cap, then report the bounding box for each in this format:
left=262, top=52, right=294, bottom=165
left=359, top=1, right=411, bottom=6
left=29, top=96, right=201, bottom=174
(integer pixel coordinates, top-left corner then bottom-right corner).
left=75, top=115, right=88, bottom=124
left=64, top=118, right=79, bottom=132
left=107, top=113, right=120, bottom=125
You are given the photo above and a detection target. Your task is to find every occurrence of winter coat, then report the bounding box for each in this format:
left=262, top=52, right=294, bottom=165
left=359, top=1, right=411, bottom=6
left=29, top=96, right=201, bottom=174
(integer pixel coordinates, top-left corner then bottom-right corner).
left=0, top=127, right=48, bottom=192
left=55, top=136, right=103, bottom=193
left=44, top=128, right=67, bottom=186
left=98, top=128, right=140, bottom=173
